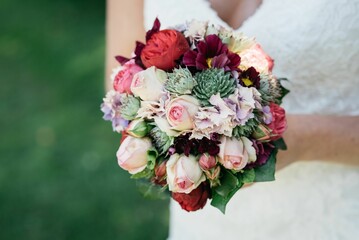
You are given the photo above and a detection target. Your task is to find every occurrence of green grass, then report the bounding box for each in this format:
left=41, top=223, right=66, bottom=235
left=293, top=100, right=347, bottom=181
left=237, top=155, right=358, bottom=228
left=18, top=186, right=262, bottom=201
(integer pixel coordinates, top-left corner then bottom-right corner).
left=0, top=1, right=169, bottom=239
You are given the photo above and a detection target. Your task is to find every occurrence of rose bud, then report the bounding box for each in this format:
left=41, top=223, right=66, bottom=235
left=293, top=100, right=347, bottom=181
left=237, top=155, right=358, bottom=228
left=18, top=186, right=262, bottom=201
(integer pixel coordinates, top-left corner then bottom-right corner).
left=141, top=29, right=190, bottom=71
left=111, top=60, right=143, bottom=94
left=153, top=160, right=167, bottom=186
left=218, top=136, right=257, bottom=171
left=239, top=44, right=274, bottom=73
left=268, top=103, right=287, bottom=140
left=199, top=153, right=217, bottom=170
left=131, top=67, right=167, bottom=101
left=166, top=95, right=200, bottom=132
left=126, top=119, right=149, bottom=138
left=205, top=166, right=220, bottom=181
left=116, top=136, right=152, bottom=174
left=166, top=153, right=206, bottom=194
left=172, top=182, right=210, bottom=212
left=252, top=124, right=272, bottom=142
left=205, top=166, right=221, bottom=187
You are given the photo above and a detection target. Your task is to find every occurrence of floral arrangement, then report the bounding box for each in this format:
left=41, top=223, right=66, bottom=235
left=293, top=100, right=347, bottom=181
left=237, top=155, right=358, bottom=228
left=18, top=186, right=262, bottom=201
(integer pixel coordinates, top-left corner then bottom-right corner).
left=101, top=19, right=289, bottom=213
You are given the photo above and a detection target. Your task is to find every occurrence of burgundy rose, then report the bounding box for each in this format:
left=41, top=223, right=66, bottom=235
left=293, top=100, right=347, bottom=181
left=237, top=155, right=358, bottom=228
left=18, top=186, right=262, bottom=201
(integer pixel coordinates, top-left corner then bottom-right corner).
left=172, top=182, right=210, bottom=212
left=268, top=103, right=287, bottom=140
left=141, top=29, right=190, bottom=70
left=246, top=141, right=275, bottom=168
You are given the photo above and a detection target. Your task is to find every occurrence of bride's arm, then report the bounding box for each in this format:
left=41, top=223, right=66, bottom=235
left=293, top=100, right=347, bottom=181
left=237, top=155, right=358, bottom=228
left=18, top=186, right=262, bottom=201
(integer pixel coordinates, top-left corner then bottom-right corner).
left=277, top=115, right=359, bottom=169
left=106, top=0, right=145, bottom=90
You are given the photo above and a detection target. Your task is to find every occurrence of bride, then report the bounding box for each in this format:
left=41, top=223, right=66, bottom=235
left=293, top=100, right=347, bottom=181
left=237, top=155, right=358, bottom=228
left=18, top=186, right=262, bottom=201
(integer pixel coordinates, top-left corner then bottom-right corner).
left=106, top=0, right=359, bottom=239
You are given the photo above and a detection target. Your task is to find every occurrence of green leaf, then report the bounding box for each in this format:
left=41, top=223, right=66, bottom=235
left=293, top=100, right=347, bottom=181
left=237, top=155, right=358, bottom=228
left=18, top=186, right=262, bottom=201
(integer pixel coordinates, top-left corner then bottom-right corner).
left=147, top=148, right=158, bottom=170
left=211, top=183, right=243, bottom=214
left=273, top=138, right=287, bottom=150
left=277, top=78, right=290, bottom=104
left=131, top=168, right=153, bottom=179
left=241, top=169, right=256, bottom=183
left=211, top=170, right=244, bottom=214
left=136, top=181, right=169, bottom=200
left=213, top=170, right=238, bottom=197
left=254, top=149, right=278, bottom=182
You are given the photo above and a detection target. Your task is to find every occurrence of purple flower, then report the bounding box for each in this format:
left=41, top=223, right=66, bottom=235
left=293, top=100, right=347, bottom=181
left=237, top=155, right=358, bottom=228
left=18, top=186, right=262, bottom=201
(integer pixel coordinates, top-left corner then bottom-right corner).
left=262, top=105, right=273, bottom=124
left=245, top=141, right=275, bottom=169
left=100, top=90, right=129, bottom=133
left=183, top=34, right=240, bottom=71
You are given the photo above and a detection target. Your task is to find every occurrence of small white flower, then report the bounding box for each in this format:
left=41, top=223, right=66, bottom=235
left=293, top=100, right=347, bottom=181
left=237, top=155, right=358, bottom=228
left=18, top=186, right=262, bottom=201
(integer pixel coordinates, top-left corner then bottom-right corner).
left=184, top=20, right=208, bottom=41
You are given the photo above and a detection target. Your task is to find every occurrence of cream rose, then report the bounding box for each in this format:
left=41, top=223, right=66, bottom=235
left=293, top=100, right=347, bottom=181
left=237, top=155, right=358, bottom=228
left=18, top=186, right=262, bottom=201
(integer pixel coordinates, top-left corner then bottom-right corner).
left=218, top=136, right=256, bottom=171
left=166, top=95, right=200, bottom=131
left=166, top=154, right=206, bottom=194
left=131, top=66, right=167, bottom=101
left=116, top=136, right=152, bottom=174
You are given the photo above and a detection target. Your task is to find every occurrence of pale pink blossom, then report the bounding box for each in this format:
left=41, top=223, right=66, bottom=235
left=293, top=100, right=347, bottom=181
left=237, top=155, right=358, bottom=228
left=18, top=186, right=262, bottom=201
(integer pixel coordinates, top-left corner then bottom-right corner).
left=218, top=136, right=256, bottom=171
left=117, top=136, right=152, bottom=174
left=166, top=154, right=206, bottom=194
left=131, top=66, right=167, bottom=101
left=166, top=95, right=200, bottom=131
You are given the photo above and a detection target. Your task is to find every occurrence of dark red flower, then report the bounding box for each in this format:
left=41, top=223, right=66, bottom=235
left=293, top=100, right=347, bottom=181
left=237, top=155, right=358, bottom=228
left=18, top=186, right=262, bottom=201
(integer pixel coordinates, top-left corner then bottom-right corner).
left=239, top=66, right=261, bottom=88
left=183, top=34, right=240, bottom=71
left=172, top=182, right=211, bottom=212
left=172, top=133, right=220, bottom=156
left=246, top=141, right=275, bottom=168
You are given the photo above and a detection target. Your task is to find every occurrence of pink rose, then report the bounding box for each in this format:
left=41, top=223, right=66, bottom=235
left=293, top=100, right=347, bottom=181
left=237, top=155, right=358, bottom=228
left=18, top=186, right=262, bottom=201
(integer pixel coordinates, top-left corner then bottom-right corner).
left=240, top=44, right=274, bottom=73
left=166, top=95, right=200, bottom=131
left=116, top=136, right=152, bottom=174
left=218, top=136, right=257, bottom=171
left=166, top=153, right=206, bottom=194
left=199, top=153, right=217, bottom=170
left=111, top=60, right=143, bottom=94
left=268, top=103, right=287, bottom=140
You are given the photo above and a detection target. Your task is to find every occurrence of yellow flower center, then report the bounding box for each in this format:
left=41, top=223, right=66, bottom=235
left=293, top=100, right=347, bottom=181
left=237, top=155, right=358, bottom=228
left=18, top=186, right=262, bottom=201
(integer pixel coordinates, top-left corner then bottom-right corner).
left=206, top=58, right=213, bottom=68
left=242, top=77, right=253, bottom=87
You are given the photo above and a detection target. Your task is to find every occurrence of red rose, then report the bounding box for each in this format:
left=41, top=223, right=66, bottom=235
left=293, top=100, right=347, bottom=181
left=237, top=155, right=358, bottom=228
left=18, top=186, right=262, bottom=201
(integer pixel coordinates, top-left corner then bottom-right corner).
left=268, top=103, right=287, bottom=140
left=141, top=30, right=189, bottom=71
left=172, top=182, right=210, bottom=212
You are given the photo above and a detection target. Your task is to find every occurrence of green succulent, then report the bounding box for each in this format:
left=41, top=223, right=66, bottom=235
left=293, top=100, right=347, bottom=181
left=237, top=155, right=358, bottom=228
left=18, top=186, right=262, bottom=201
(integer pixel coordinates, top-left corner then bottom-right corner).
left=149, top=126, right=174, bottom=155
left=232, top=118, right=259, bottom=138
left=165, top=67, right=197, bottom=95
left=193, top=68, right=236, bottom=106
left=119, top=95, right=141, bottom=120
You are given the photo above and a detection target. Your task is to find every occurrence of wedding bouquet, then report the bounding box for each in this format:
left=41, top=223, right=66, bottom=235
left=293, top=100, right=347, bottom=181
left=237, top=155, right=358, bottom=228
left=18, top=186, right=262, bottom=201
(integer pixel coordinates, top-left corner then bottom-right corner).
left=101, top=18, right=289, bottom=213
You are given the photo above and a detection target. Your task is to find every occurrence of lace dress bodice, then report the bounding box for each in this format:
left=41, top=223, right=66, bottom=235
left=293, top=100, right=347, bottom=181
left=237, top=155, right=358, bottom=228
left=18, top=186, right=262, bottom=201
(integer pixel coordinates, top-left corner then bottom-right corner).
left=144, top=0, right=359, bottom=239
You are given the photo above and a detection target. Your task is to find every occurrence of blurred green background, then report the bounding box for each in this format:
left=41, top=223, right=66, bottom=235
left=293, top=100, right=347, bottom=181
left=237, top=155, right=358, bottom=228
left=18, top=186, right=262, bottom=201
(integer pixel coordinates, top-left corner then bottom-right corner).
left=0, top=0, right=169, bottom=239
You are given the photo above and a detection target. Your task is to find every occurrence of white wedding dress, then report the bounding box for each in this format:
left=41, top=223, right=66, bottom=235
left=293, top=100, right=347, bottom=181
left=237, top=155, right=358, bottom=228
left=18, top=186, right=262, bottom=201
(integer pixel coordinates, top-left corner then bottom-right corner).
left=144, top=0, right=359, bottom=239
